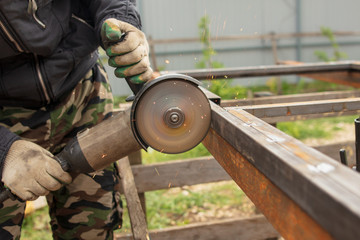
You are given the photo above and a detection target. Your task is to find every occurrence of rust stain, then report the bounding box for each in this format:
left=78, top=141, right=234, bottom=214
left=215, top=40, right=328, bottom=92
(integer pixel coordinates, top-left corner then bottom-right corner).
left=287, top=107, right=291, bottom=116
left=284, top=141, right=312, bottom=163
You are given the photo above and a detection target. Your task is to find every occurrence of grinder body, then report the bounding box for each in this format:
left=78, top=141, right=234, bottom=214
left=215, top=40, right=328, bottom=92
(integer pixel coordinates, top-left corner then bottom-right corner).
left=56, top=107, right=141, bottom=173
left=57, top=74, right=211, bottom=173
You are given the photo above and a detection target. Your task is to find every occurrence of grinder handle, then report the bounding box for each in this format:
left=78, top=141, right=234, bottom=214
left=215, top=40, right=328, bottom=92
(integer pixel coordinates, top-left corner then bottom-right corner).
left=126, top=77, right=144, bottom=96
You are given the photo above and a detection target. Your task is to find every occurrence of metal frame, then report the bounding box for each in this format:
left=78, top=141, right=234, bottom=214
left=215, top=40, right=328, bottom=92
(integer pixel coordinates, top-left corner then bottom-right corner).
left=195, top=61, right=360, bottom=239
left=117, top=61, right=360, bottom=239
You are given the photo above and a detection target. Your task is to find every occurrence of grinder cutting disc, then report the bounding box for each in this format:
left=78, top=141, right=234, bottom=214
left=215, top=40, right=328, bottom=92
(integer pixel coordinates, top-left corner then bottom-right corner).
left=131, top=74, right=211, bottom=154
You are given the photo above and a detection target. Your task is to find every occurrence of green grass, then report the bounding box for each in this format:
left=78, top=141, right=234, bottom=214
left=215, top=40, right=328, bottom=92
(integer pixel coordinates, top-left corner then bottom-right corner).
left=278, top=115, right=357, bottom=140
left=116, top=181, right=248, bottom=233
left=141, top=143, right=211, bottom=164
left=145, top=183, right=247, bottom=229
left=21, top=206, right=52, bottom=239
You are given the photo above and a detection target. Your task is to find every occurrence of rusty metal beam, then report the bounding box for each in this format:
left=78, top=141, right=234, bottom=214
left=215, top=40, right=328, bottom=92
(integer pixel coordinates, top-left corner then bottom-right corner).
left=170, top=61, right=360, bottom=80
left=202, top=102, right=360, bottom=239
left=280, top=61, right=360, bottom=87
left=221, top=90, right=360, bottom=107
left=237, top=97, right=360, bottom=123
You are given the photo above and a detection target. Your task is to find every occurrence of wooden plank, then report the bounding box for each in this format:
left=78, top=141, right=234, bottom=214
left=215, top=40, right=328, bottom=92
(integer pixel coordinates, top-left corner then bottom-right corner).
left=221, top=90, right=360, bottom=107
left=117, top=157, right=150, bottom=240
left=204, top=102, right=360, bottom=240
left=131, top=157, right=231, bottom=193
left=128, top=151, right=147, bottom=217
left=115, top=215, right=279, bottom=240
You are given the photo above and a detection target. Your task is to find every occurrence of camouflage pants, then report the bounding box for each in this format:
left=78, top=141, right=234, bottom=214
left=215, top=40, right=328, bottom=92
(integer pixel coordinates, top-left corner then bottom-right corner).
left=0, top=63, right=123, bottom=239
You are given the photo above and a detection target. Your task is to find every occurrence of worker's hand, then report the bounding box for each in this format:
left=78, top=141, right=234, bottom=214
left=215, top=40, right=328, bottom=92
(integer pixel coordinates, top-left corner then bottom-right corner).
left=101, top=18, right=153, bottom=84
left=1, top=140, right=72, bottom=201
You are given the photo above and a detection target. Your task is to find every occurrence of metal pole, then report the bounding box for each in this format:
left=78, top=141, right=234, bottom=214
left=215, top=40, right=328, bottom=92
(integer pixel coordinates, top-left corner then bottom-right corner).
left=340, top=149, right=348, bottom=166
left=295, top=0, right=302, bottom=62
left=355, top=118, right=360, bottom=171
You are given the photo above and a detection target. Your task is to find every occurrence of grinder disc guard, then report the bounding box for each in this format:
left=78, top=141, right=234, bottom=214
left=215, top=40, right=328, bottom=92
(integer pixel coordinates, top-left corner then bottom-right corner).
left=131, top=74, right=211, bottom=154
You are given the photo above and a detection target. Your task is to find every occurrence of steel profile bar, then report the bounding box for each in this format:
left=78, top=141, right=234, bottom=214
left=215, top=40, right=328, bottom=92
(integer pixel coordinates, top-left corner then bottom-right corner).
left=170, top=61, right=356, bottom=80
left=221, top=90, right=360, bottom=107
left=238, top=97, right=360, bottom=123
left=202, top=102, right=360, bottom=240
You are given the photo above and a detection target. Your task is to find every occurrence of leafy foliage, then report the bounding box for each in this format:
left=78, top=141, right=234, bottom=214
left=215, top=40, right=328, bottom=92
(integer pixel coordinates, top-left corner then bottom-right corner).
left=196, top=15, right=247, bottom=100
left=314, top=26, right=348, bottom=62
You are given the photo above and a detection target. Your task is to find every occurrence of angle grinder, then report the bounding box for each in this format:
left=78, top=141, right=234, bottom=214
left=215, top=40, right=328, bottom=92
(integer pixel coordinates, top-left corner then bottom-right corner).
left=54, top=73, right=212, bottom=173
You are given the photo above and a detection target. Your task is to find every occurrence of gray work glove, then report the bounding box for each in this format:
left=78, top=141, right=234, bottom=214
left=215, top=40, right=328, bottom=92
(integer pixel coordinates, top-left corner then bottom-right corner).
left=2, top=140, right=72, bottom=201
left=101, top=18, right=153, bottom=84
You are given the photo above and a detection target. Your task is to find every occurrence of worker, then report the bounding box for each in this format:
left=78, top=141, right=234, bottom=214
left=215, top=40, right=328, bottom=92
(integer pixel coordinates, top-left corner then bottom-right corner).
left=0, top=1, right=152, bottom=239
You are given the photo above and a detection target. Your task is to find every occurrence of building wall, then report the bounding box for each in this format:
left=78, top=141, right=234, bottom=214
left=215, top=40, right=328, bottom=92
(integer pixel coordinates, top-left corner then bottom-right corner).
left=106, top=0, right=360, bottom=95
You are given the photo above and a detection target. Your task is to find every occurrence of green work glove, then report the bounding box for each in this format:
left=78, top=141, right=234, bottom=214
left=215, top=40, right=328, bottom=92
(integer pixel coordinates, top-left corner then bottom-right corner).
left=2, top=140, right=72, bottom=201
left=101, top=18, right=153, bottom=84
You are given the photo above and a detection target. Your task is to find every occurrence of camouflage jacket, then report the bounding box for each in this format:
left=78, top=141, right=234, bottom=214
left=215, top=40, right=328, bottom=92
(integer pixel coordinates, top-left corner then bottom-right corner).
left=0, top=0, right=141, bottom=178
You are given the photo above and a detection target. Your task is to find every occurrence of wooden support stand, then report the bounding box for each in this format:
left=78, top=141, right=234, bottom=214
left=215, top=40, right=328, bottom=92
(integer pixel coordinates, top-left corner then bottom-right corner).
left=118, top=156, right=150, bottom=240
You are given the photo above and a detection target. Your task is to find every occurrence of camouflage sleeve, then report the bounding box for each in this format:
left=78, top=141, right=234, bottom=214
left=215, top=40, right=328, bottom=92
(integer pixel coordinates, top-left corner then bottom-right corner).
left=84, top=0, right=142, bottom=46
left=0, top=126, right=19, bottom=180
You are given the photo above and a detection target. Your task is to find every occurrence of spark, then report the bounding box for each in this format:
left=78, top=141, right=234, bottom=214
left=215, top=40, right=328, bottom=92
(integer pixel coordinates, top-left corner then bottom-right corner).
left=224, top=75, right=228, bottom=79
left=165, top=59, right=170, bottom=64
